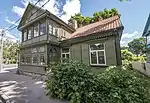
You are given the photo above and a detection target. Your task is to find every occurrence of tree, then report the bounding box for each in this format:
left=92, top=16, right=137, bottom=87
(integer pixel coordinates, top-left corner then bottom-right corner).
left=3, top=40, right=20, bottom=64
left=121, top=46, right=129, bottom=50
left=68, top=8, right=120, bottom=27
left=121, top=49, right=134, bottom=61
left=128, top=38, right=146, bottom=56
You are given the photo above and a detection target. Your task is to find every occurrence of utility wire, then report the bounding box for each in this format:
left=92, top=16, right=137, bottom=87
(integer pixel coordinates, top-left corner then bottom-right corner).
left=7, top=0, right=50, bottom=32
left=6, top=0, right=42, bottom=31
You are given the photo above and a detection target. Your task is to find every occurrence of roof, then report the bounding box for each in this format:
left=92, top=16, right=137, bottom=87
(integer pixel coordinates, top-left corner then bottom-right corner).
left=70, top=15, right=123, bottom=39
left=142, top=14, right=150, bottom=36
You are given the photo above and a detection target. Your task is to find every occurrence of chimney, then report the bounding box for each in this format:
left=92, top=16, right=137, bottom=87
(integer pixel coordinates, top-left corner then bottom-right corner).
left=68, top=19, right=78, bottom=29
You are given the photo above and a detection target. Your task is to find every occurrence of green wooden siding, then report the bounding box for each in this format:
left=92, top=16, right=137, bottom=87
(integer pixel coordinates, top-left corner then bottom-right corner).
left=81, top=43, right=89, bottom=65
left=105, top=37, right=117, bottom=65
left=70, top=44, right=82, bottom=61
left=70, top=36, right=117, bottom=67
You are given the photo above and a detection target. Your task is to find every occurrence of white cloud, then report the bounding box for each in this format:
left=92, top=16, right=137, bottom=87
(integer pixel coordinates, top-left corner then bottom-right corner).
left=121, top=31, right=142, bottom=46
left=5, top=17, right=18, bottom=26
left=12, top=0, right=81, bottom=23
left=60, top=0, right=81, bottom=23
left=0, top=29, right=18, bottom=42
left=12, top=6, right=25, bottom=17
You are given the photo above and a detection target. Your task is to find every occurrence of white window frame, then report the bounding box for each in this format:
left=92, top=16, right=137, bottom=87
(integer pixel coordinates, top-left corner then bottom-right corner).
left=23, top=30, right=27, bottom=41
left=28, top=28, right=32, bottom=40
left=53, top=27, right=56, bottom=35
left=40, top=22, right=46, bottom=35
left=61, top=48, right=70, bottom=59
left=33, top=24, right=39, bottom=37
left=89, top=43, right=106, bottom=66
left=39, top=53, right=45, bottom=65
left=49, top=24, right=53, bottom=34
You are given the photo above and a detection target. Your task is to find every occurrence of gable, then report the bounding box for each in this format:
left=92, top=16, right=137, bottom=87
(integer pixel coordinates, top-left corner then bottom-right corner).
left=143, top=14, right=150, bottom=36
left=18, top=3, right=45, bottom=29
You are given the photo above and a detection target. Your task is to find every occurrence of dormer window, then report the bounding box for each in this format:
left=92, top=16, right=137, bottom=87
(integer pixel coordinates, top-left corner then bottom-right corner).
left=33, top=24, right=38, bottom=37
left=40, top=21, right=46, bottom=35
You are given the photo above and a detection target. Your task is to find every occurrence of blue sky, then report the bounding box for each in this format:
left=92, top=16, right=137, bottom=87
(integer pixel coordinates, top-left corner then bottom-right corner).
left=0, top=0, right=149, bottom=45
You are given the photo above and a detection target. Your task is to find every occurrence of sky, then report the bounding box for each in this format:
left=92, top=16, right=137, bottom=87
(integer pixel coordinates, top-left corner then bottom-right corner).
left=0, top=0, right=149, bottom=46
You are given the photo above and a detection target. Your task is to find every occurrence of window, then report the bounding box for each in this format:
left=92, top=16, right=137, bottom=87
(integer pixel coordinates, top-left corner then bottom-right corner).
left=26, top=55, right=31, bottom=64
left=34, top=24, right=39, bottom=37
left=49, top=24, right=52, bottom=34
left=28, top=28, right=32, bottom=39
left=32, top=54, right=38, bottom=64
left=40, top=22, right=46, bottom=35
left=61, top=48, right=70, bottom=59
left=55, top=28, right=58, bottom=36
left=21, top=55, right=25, bottom=64
left=53, top=27, right=56, bottom=35
left=23, top=30, right=27, bottom=41
left=89, top=43, right=106, bottom=65
left=39, top=46, right=45, bottom=52
left=39, top=54, right=45, bottom=65
left=63, top=31, right=66, bottom=37
left=32, top=48, right=38, bottom=53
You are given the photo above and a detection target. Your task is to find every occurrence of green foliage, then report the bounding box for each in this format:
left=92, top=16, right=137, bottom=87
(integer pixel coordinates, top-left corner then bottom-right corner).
left=46, top=60, right=150, bottom=103
left=133, top=56, right=146, bottom=62
left=121, top=49, right=146, bottom=63
left=3, top=39, right=20, bottom=64
left=121, top=49, right=134, bottom=61
left=121, top=46, right=129, bottom=50
left=68, top=8, right=120, bottom=27
left=128, top=37, right=146, bottom=56
left=97, top=68, right=150, bottom=103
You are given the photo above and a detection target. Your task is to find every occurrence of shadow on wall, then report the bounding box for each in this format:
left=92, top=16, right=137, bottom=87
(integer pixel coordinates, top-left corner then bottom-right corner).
left=132, top=61, right=150, bottom=76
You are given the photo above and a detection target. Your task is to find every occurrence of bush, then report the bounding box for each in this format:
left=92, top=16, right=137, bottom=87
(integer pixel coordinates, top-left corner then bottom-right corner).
left=46, top=60, right=150, bottom=103
left=96, top=68, right=150, bottom=103
left=46, top=60, right=98, bottom=102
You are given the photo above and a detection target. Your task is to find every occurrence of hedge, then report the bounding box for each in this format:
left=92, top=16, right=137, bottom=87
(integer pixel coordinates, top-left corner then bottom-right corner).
left=45, top=60, right=150, bottom=103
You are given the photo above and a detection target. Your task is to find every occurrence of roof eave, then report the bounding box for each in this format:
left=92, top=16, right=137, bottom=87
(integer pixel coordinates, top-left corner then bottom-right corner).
left=61, top=26, right=123, bottom=45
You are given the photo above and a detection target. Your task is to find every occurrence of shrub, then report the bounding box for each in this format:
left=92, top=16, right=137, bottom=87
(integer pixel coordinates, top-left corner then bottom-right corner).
left=45, top=60, right=97, bottom=102
left=96, top=68, right=150, bottom=103
left=46, top=60, right=150, bottom=103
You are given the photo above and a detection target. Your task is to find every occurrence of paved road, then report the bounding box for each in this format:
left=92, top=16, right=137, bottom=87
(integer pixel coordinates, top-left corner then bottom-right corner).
left=0, top=68, right=67, bottom=103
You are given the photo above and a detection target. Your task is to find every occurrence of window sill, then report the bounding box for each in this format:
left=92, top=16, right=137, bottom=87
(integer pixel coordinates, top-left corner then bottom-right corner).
left=22, top=34, right=47, bottom=42
left=49, top=34, right=58, bottom=38
left=90, top=64, right=108, bottom=67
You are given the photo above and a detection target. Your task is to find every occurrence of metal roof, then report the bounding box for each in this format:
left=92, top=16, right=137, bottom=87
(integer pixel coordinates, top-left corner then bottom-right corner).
left=70, top=15, right=123, bottom=38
